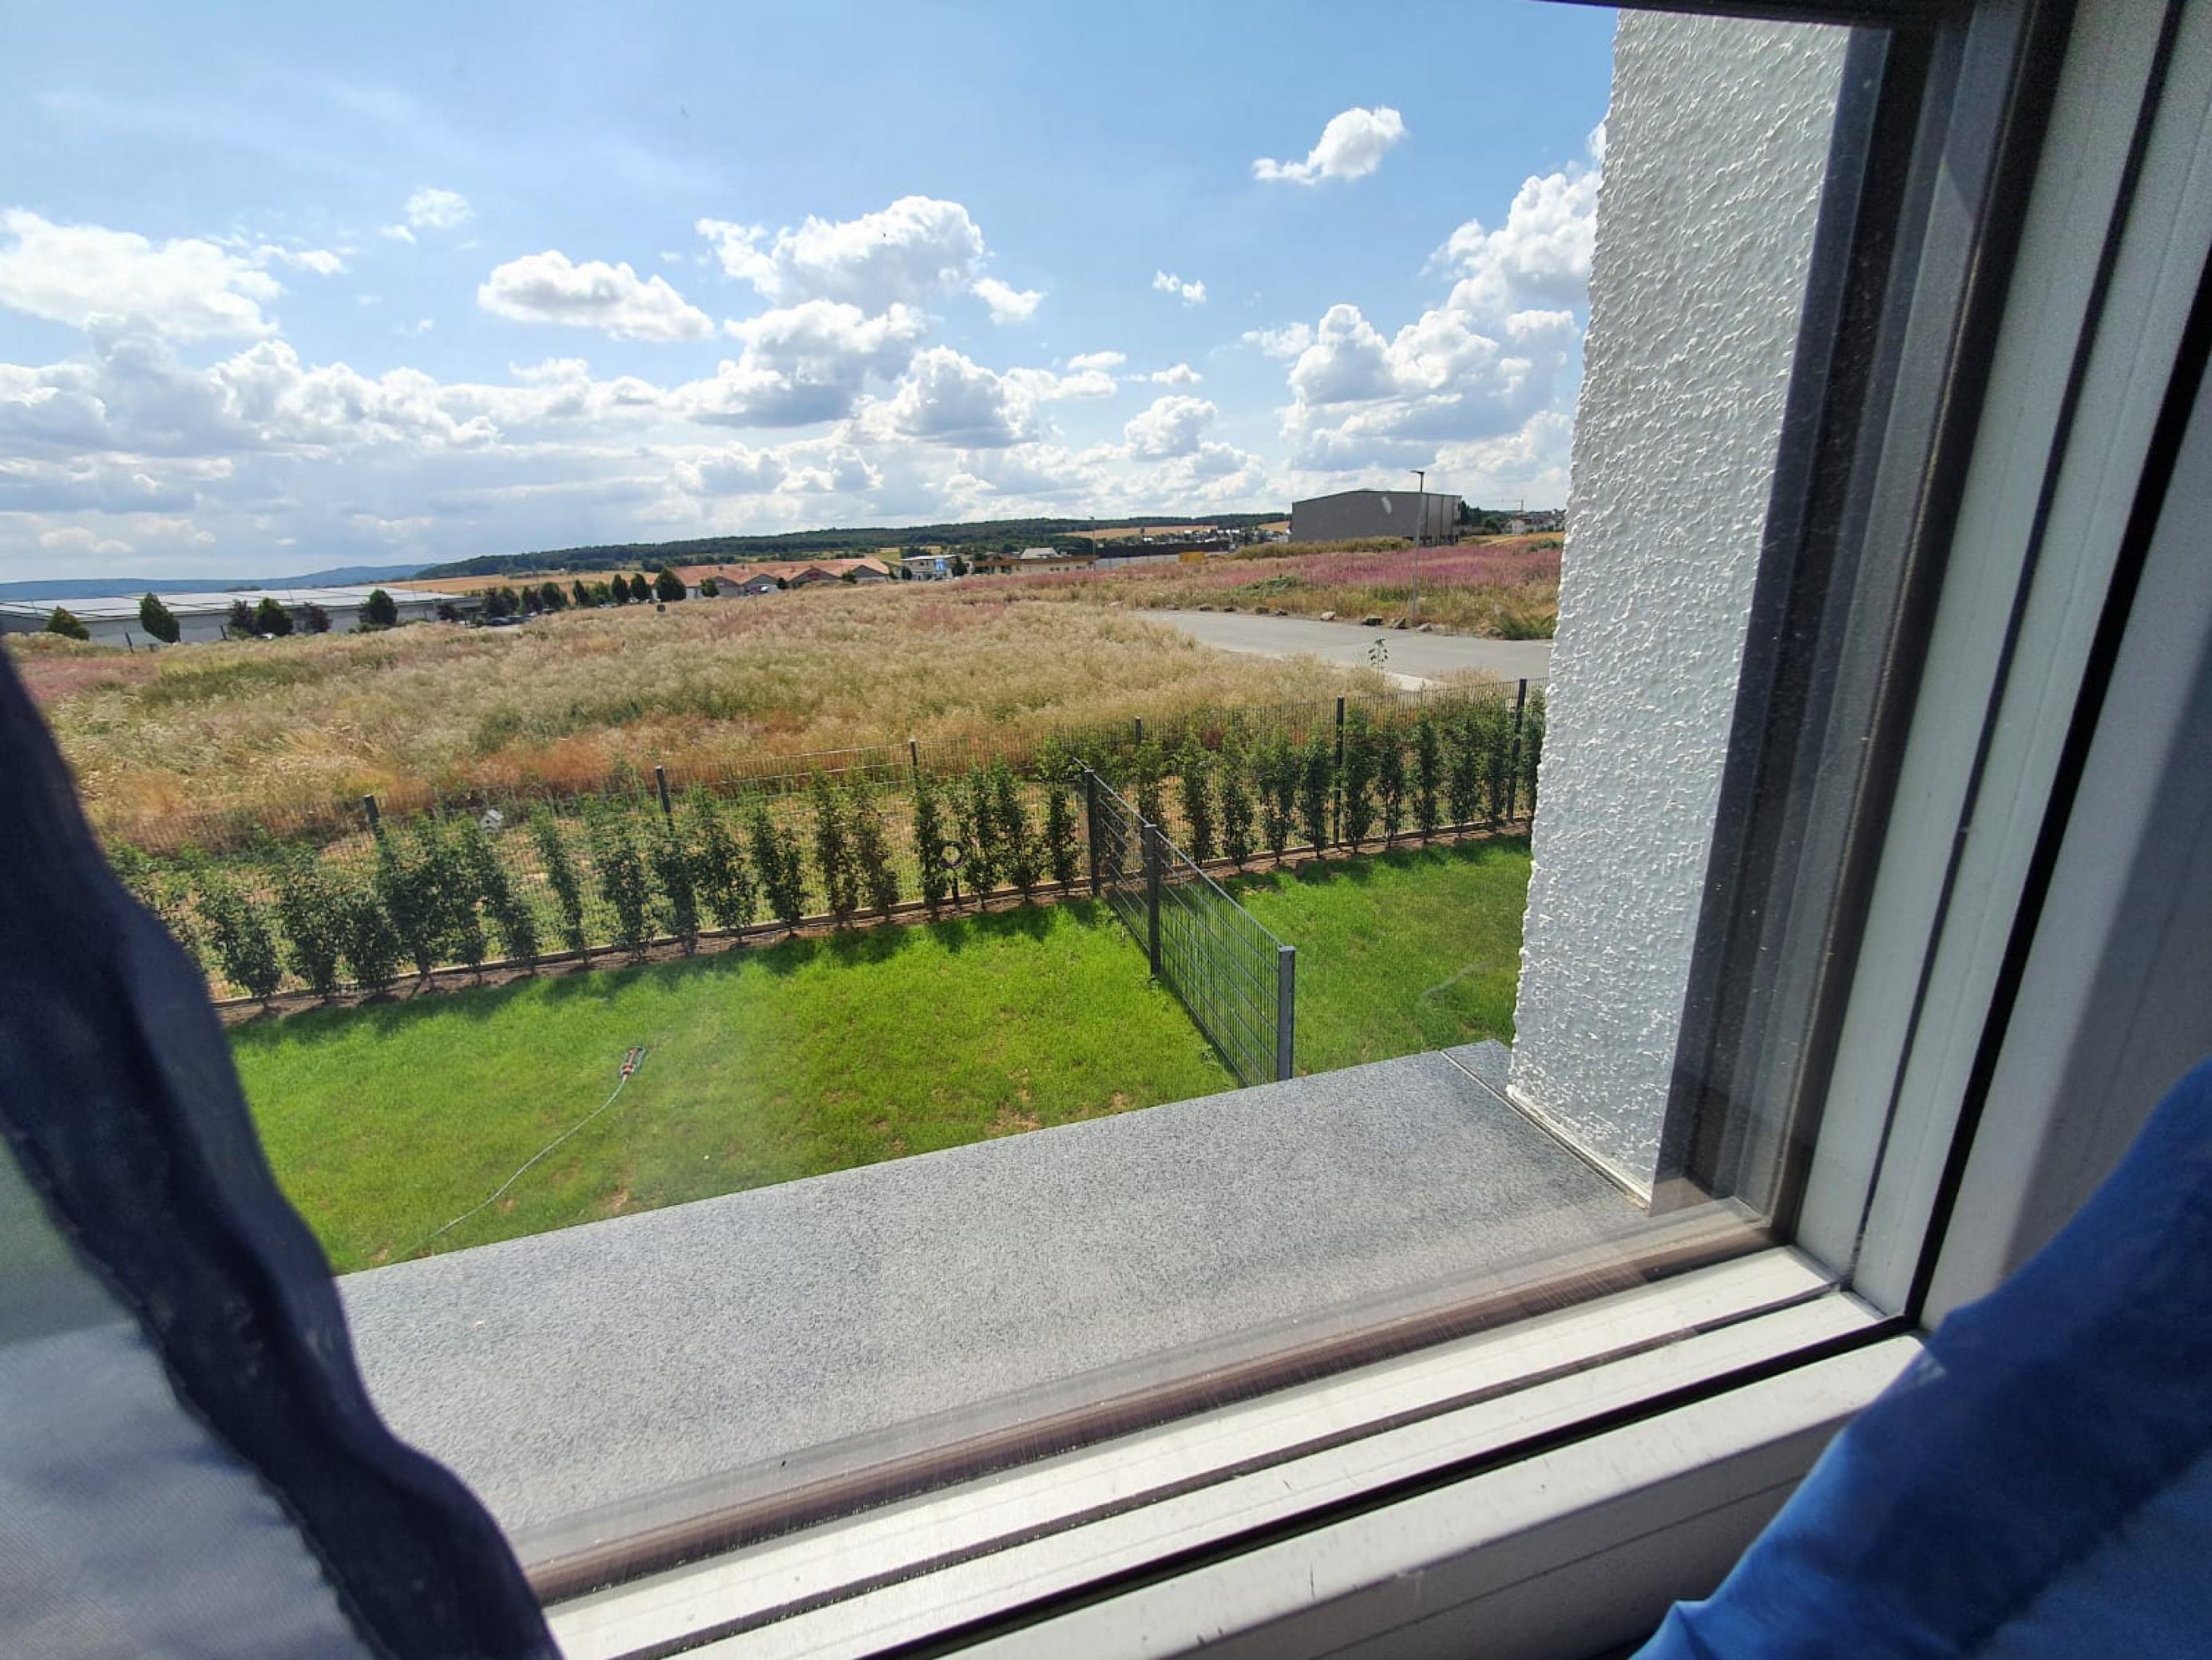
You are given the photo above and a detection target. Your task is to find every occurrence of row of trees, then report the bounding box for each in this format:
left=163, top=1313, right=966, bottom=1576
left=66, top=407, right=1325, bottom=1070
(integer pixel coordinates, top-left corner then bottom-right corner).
left=474, top=569, right=693, bottom=619
left=115, top=694, right=1541, bottom=1004
left=1120, top=699, right=1536, bottom=865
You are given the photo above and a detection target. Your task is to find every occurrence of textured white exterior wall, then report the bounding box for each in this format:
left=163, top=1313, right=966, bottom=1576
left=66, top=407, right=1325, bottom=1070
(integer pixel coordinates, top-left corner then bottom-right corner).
left=1509, top=14, right=1849, bottom=1194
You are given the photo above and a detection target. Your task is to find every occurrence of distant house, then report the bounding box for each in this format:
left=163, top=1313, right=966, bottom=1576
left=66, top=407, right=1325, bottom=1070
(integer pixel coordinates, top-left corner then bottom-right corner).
left=1505, top=517, right=1531, bottom=535
left=842, top=559, right=893, bottom=583
left=733, top=572, right=782, bottom=596
left=968, top=551, right=1021, bottom=574
left=903, top=553, right=955, bottom=580
left=786, top=565, right=840, bottom=588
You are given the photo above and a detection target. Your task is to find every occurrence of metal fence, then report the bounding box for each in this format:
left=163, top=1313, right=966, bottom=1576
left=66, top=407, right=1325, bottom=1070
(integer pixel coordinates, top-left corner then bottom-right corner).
left=115, top=679, right=1545, bottom=1004
left=1083, top=768, right=1294, bottom=1087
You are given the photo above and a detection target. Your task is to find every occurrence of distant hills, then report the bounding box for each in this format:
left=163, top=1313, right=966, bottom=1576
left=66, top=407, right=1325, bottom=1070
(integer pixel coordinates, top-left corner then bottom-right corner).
left=0, top=564, right=429, bottom=602
left=417, top=515, right=1285, bottom=580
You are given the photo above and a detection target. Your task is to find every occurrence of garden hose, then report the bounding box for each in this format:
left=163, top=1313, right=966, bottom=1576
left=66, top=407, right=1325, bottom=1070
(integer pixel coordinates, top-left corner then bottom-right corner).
left=404, top=1045, right=648, bottom=1259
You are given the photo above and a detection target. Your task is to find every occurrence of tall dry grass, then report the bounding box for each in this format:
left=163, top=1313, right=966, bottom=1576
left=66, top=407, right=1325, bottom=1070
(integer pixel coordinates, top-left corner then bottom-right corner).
left=966, top=537, right=1561, bottom=637
left=10, top=589, right=1390, bottom=839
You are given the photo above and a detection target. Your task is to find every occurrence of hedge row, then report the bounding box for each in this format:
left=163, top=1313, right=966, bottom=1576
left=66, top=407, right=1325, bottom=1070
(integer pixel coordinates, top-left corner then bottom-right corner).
left=111, top=693, right=1543, bottom=1004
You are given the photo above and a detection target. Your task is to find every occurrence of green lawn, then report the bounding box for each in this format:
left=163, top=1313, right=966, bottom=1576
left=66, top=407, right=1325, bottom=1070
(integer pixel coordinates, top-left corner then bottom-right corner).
left=1231, top=836, right=1532, bottom=1074
left=232, top=901, right=1227, bottom=1270
left=232, top=837, right=1535, bottom=1272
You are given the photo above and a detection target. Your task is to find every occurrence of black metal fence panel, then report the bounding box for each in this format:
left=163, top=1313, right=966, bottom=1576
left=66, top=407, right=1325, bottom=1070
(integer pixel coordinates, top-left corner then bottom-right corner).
left=1083, top=768, right=1293, bottom=1088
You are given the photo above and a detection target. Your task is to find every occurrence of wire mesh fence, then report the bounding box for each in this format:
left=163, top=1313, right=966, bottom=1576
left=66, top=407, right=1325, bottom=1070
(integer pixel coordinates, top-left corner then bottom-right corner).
left=107, top=678, right=1546, bottom=1004
left=1084, top=769, right=1293, bottom=1086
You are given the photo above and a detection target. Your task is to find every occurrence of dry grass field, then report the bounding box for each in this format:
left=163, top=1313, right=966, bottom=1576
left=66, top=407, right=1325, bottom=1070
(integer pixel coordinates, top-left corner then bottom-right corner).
left=11, top=586, right=1391, bottom=838
left=973, top=536, right=1561, bottom=637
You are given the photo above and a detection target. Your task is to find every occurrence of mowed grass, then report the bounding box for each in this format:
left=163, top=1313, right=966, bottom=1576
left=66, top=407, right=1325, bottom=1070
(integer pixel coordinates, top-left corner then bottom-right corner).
left=232, top=900, right=1227, bottom=1271
left=1231, top=836, right=1532, bottom=1073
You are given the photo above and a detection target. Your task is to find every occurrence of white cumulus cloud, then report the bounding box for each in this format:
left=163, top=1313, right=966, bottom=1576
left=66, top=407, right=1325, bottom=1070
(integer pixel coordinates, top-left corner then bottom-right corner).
left=478, top=251, right=715, bottom=341
left=1253, top=105, right=1405, bottom=185
left=1428, top=128, right=1603, bottom=315
left=1123, top=394, right=1216, bottom=459
left=1242, top=322, right=1314, bottom=359
left=699, top=196, right=988, bottom=312
left=405, top=187, right=474, bottom=230
left=1148, top=362, right=1202, bottom=386
left=1152, top=269, right=1206, bottom=307
left=0, top=209, right=282, bottom=339
left=1068, top=350, right=1126, bottom=371
left=972, top=275, right=1043, bottom=324
left=676, top=299, right=926, bottom=426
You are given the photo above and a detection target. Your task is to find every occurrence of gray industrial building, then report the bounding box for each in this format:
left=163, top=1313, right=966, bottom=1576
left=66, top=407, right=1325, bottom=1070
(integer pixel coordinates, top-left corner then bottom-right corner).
left=0, top=585, right=472, bottom=647
left=1289, top=488, right=1461, bottom=545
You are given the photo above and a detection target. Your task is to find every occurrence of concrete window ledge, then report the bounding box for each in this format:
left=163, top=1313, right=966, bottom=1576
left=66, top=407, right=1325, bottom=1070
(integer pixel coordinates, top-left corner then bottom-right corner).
left=340, top=1042, right=1638, bottom=1557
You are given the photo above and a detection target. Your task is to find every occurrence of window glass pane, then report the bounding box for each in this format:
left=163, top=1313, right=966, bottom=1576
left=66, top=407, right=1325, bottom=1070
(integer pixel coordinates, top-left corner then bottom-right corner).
left=14, top=0, right=2036, bottom=1606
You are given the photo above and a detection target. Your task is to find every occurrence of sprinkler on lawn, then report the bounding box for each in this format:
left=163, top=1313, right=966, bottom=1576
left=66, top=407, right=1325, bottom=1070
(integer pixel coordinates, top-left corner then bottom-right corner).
left=936, top=838, right=967, bottom=909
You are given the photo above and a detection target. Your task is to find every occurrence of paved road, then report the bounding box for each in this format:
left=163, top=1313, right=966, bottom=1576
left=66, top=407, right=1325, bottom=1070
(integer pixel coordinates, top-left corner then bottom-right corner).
left=1138, top=609, right=1552, bottom=686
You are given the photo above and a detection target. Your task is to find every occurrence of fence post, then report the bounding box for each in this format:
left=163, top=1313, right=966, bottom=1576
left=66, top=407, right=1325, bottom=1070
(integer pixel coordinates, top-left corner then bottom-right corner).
left=1134, top=715, right=1144, bottom=747
left=1275, top=944, right=1296, bottom=1082
left=1142, top=819, right=1163, bottom=975
left=1331, top=695, right=1346, bottom=848
left=362, top=794, right=383, bottom=839
left=653, top=765, right=674, bottom=822
left=908, top=736, right=922, bottom=789
left=1084, top=769, right=1102, bottom=896
left=1506, top=679, right=1530, bottom=822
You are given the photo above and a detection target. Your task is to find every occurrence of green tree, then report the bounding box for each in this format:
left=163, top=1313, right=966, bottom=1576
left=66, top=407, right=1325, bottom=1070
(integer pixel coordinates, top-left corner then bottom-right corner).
left=338, top=876, right=403, bottom=993
left=1297, top=733, right=1333, bottom=856
left=44, top=606, right=89, bottom=640
left=1130, top=734, right=1167, bottom=831
left=959, top=768, right=999, bottom=896
left=301, top=602, right=331, bottom=634
left=1174, top=734, right=1215, bottom=862
left=1218, top=735, right=1256, bottom=866
left=1445, top=703, right=1483, bottom=830
left=1478, top=698, right=1515, bottom=823
left=749, top=798, right=807, bottom=931
left=1255, top=734, right=1296, bottom=862
left=698, top=576, right=720, bottom=598
left=458, top=814, right=539, bottom=969
left=846, top=775, right=901, bottom=917
left=648, top=811, right=700, bottom=953
left=1340, top=709, right=1379, bottom=847
left=610, top=575, right=632, bottom=605
left=197, top=868, right=283, bottom=1004
left=521, top=586, right=544, bottom=616
left=1518, top=691, right=1546, bottom=818
left=374, top=822, right=443, bottom=980
left=687, top=788, right=754, bottom=931
left=1042, top=771, right=1080, bottom=890
left=655, top=567, right=687, bottom=603
left=226, top=598, right=258, bottom=638
left=810, top=771, right=858, bottom=922
left=363, top=588, right=399, bottom=628
left=914, top=774, right=953, bottom=913
left=587, top=802, right=653, bottom=957
left=993, top=760, right=1041, bottom=897
left=539, top=580, right=567, bottom=612
left=254, top=596, right=295, bottom=638
left=571, top=578, right=593, bottom=609
left=137, top=592, right=180, bottom=644
left=529, top=809, right=589, bottom=955
left=1378, top=723, right=1407, bottom=845
left=1413, top=711, right=1444, bottom=839
left=272, top=850, right=346, bottom=1000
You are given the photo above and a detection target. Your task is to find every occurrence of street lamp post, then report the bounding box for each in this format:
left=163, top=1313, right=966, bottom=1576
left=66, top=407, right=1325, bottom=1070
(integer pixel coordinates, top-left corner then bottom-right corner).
left=1409, top=467, right=1426, bottom=624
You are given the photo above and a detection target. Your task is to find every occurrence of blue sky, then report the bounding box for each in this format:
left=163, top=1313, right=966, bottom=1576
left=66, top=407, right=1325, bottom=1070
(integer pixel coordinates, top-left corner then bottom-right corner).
left=0, top=1, right=1615, bottom=578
